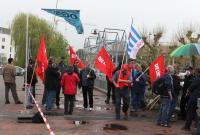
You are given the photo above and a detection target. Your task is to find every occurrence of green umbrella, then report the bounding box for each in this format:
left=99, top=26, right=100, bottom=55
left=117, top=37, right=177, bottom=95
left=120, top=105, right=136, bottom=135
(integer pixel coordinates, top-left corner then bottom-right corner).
left=170, top=43, right=200, bottom=57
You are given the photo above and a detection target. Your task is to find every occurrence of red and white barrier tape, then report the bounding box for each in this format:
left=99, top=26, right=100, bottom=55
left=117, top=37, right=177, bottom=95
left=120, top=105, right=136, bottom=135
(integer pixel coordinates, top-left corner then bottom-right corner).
left=28, top=88, right=55, bottom=135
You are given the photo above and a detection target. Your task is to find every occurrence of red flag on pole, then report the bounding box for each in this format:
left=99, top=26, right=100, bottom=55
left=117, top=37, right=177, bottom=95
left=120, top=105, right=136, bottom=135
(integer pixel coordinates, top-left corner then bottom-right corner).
left=36, top=34, right=48, bottom=81
left=149, top=55, right=165, bottom=87
left=94, top=47, right=115, bottom=80
left=69, top=46, right=85, bottom=69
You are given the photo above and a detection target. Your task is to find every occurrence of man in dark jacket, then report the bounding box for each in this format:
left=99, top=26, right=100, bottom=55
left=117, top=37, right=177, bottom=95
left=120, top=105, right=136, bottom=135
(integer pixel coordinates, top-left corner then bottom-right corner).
left=167, top=71, right=182, bottom=120
left=56, top=57, right=67, bottom=109
left=131, top=69, right=146, bottom=112
left=45, top=62, right=60, bottom=111
left=180, top=66, right=195, bottom=120
left=79, top=63, right=96, bottom=111
left=157, top=65, right=173, bottom=127
left=26, top=59, right=38, bottom=109
left=183, top=68, right=200, bottom=130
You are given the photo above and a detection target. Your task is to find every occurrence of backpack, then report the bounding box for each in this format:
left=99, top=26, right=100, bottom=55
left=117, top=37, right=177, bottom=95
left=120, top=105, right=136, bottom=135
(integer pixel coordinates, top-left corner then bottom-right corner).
left=152, top=77, right=166, bottom=95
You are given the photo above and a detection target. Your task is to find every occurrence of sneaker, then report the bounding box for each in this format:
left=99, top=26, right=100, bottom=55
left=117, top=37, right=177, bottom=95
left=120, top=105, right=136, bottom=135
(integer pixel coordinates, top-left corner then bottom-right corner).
left=89, top=108, right=93, bottom=111
left=15, top=101, right=23, bottom=104
left=162, top=124, right=171, bottom=128
left=5, top=101, right=10, bottom=104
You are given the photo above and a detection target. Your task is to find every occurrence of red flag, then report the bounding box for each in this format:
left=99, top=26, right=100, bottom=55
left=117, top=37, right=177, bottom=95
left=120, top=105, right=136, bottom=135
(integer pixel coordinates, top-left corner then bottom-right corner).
left=149, top=55, right=165, bottom=87
left=36, top=34, right=48, bottom=81
left=69, top=46, right=85, bottom=69
left=94, top=47, right=115, bottom=80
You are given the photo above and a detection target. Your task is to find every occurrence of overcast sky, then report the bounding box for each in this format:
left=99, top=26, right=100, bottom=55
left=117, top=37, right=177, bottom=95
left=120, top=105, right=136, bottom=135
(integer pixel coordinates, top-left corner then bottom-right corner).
left=1, top=0, right=200, bottom=50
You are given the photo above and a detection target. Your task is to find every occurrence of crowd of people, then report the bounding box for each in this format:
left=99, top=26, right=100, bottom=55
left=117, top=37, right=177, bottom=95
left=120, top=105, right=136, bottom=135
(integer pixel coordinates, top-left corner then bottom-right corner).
left=2, top=57, right=200, bottom=134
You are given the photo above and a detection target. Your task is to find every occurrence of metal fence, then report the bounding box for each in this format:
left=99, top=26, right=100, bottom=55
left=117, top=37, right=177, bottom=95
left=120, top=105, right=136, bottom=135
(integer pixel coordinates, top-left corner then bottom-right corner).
left=94, top=76, right=107, bottom=92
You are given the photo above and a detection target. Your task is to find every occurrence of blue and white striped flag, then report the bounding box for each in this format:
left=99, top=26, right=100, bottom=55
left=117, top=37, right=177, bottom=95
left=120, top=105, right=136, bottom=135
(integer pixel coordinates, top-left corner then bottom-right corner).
left=127, top=24, right=144, bottom=59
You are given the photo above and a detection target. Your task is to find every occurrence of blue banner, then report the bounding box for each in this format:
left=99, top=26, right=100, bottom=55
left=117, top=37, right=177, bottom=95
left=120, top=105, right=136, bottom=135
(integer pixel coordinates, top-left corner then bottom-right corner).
left=42, top=9, right=84, bottom=34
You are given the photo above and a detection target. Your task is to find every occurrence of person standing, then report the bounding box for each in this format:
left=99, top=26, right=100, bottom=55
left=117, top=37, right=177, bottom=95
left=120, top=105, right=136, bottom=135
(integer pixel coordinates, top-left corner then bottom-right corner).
left=61, top=66, right=80, bottom=115
left=56, top=57, right=67, bottom=109
left=26, top=59, right=38, bottom=109
left=131, top=69, right=146, bottom=112
left=112, top=60, right=133, bottom=120
left=182, top=68, right=200, bottom=131
left=180, top=66, right=195, bottom=120
left=79, top=62, right=96, bottom=111
left=157, top=65, right=173, bottom=127
left=45, top=62, right=60, bottom=111
left=3, top=58, right=23, bottom=104
left=105, top=62, right=121, bottom=105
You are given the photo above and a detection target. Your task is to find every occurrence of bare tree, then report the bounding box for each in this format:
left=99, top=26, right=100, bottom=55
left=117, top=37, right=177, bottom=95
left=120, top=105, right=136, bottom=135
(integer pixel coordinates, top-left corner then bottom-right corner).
left=174, top=23, right=200, bottom=67
left=139, top=25, right=165, bottom=65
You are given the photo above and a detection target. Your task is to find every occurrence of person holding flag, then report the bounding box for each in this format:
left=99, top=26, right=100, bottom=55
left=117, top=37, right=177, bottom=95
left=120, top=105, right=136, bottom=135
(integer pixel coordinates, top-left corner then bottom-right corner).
left=112, top=59, right=134, bottom=120
left=94, top=47, right=116, bottom=104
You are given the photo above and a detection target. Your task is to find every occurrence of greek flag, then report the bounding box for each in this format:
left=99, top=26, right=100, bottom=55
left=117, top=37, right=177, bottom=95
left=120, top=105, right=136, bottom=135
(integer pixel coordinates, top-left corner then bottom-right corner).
left=127, top=24, right=144, bottom=59
left=42, top=9, right=84, bottom=34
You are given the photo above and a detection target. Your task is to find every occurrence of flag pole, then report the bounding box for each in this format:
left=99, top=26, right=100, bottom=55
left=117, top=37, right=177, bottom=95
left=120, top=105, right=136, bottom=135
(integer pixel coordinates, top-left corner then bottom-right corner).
left=117, top=18, right=133, bottom=84
left=24, top=14, right=29, bottom=110
left=135, top=66, right=149, bottom=80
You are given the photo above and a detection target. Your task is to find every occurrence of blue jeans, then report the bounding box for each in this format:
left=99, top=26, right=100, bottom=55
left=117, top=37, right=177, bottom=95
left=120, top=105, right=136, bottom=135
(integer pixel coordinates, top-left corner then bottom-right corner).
left=131, top=89, right=143, bottom=111
left=157, top=98, right=171, bottom=125
left=46, top=90, right=56, bottom=110
left=168, top=96, right=178, bottom=121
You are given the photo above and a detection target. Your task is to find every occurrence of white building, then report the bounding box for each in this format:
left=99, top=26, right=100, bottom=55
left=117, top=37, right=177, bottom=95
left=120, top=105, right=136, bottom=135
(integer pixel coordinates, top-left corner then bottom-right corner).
left=0, top=27, right=15, bottom=64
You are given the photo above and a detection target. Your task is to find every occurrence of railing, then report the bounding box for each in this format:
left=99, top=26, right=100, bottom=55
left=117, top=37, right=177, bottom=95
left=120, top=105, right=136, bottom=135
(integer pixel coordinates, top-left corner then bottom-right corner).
left=94, top=76, right=107, bottom=93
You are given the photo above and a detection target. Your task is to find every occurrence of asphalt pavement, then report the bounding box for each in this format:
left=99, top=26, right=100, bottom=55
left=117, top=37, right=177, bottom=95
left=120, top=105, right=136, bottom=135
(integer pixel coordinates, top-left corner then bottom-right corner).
left=0, top=75, right=193, bottom=135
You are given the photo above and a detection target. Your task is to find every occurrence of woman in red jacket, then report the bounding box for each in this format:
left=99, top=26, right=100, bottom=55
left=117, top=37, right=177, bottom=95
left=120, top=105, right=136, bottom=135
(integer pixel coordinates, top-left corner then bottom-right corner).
left=61, top=66, right=80, bottom=115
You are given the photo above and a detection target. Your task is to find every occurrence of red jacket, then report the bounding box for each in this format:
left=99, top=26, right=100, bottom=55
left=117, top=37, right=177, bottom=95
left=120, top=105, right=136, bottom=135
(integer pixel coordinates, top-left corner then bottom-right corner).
left=61, top=73, right=80, bottom=95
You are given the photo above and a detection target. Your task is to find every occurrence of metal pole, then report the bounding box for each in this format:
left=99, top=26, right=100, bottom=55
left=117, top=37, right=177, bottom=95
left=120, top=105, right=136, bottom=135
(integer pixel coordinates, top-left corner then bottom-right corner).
left=25, top=14, right=29, bottom=109
left=53, top=0, right=59, bottom=28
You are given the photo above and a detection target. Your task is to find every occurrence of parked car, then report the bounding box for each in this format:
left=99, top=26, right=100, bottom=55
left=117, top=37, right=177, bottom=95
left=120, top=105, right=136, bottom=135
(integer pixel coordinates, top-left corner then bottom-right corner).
left=15, top=66, right=25, bottom=76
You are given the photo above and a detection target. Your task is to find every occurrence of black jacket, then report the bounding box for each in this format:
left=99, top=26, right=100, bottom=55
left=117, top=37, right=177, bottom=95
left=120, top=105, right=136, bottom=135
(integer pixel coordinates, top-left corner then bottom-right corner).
left=183, top=74, right=195, bottom=96
left=45, top=65, right=60, bottom=91
left=172, top=74, right=182, bottom=96
left=80, top=67, right=96, bottom=87
left=27, top=65, right=37, bottom=86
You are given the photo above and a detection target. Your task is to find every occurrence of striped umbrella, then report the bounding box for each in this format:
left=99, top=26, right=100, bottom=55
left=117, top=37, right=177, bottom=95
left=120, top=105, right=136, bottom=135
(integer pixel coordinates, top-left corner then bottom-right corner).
left=170, top=43, right=200, bottom=57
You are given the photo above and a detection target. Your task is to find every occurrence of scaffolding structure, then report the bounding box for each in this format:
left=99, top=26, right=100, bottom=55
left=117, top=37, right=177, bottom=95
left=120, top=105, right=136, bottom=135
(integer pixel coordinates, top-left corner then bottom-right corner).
left=83, top=28, right=127, bottom=66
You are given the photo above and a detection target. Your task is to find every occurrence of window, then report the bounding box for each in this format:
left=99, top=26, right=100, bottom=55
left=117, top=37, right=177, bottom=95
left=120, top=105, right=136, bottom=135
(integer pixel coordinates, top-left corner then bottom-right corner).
left=2, top=38, right=5, bottom=42
left=1, top=45, right=5, bottom=49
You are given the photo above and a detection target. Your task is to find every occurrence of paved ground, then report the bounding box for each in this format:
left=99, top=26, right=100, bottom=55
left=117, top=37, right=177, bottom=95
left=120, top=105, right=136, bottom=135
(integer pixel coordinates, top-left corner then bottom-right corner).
left=0, top=75, right=195, bottom=135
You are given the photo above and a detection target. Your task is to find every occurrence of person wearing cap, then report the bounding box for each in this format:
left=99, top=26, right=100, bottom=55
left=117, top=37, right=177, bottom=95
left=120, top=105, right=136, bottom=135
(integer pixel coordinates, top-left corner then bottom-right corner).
left=3, top=58, right=23, bottom=104
left=112, top=60, right=134, bottom=120
left=180, top=66, right=195, bottom=120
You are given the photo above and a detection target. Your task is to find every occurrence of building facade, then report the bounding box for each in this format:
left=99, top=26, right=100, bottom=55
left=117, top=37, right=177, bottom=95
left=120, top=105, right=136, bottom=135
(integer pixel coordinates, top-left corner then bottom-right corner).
left=0, top=27, right=15, bottom=64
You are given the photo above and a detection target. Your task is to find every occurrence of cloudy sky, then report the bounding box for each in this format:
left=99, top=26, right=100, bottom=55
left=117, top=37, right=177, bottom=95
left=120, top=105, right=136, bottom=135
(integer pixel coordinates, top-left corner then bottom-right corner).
left=1, top=0, right=200, bottom=50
